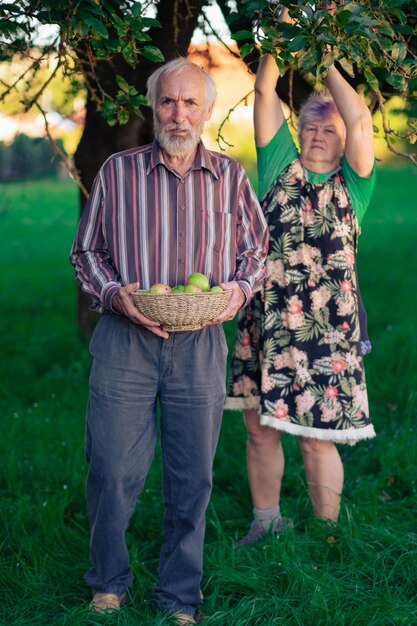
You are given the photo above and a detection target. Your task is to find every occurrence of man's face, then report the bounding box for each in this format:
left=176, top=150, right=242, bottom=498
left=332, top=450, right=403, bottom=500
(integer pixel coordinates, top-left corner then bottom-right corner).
left=300, top=113, right=346, bottom=170
left=154, top=67, right=212, bottom=158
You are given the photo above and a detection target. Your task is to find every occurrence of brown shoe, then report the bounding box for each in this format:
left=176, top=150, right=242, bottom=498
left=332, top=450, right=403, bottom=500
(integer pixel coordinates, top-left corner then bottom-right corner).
left=90, top=592, right=128, bottom=614
left=174, top=613, right=197, bottom=624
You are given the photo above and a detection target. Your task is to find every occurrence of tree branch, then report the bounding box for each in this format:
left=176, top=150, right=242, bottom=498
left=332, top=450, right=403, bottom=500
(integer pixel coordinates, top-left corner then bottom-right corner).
left=200, top=7, right=241, bottom=60
left=22, top=61, right=61, bottom=112
left=36, top=103, right=89, bottom=198
left=217, top=90, right=254, bottom=151
left=375, top=90, right=417, bottom=166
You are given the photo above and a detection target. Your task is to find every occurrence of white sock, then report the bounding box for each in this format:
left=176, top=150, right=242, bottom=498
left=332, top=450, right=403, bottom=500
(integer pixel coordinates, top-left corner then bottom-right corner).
left=253, top=505, right=281, bottom=532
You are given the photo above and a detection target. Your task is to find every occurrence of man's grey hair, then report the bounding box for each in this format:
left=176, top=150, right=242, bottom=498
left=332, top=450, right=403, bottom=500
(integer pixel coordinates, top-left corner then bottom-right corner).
left=146, top=57, right=217, bottom=112
left=297, top=92, right=344, bottom=144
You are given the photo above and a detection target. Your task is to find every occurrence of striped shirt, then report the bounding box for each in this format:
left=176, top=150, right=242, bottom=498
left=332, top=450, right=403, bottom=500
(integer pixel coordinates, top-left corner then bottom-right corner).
left=70, top=140, right=268, bottom=313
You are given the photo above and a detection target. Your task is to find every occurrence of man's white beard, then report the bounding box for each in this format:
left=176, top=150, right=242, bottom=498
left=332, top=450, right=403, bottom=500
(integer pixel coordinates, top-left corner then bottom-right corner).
left=154, top=116, right=205, bottom=157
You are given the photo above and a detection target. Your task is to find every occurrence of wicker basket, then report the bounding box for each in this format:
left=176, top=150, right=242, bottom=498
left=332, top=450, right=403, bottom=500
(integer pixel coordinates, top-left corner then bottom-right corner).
left=131, top=289, right=232, bottom=331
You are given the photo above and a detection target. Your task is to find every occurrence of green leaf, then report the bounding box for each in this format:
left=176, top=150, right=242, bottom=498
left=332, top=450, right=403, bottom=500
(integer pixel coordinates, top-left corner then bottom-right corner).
left=118, top=109, right=130, bottom=125
left=101, top=100, right=118, bottom=116
left=391, top=42, right=407, bottom=64
left=343, top=3, right=369, bottom=15
left=364, top=69, right=379, bottom=91
left=244, top=0, right=269, bottom=12
left=379, top=23, right=396, bottom=38
left=297, top=49, right=316, bottom=72
left=321, top=51, right=334, bottom=69
left=94, top=46, right=108, bottom=59
left=141, top=17, right=162, bottom=28
left=130, top=28, right=151, bottom=42
left=231, top=29, right=253, bottom=41
left=132, top=106, right=145, bottom=120
left=301, top=4, right=314, bottom=19
left=338, top=57, right=355, bottom=78
left=129, top=94, right=148, bottom=107
left=71, top=17, right=89, bottom=37
left=131, top=3, right=145, bottom=18
left=260, top=41, right=277, bottom=55
left=105, top=38, right=122, bottom=53
left=122, top=44, right=136, bottom=68
left=84, top=1, right=105, bottom=16
left=385, top=72, right=407, bottom=91
left=0, top=3, right=23, bottom=12
left=348, top=42, right=364, bottom=65
left=336, top=10, right=352, bottom=27
left=287, top=35, right=308, bottom=53
left=278, top=23, right=300, bottom=39
left=239, top=43, right=254, bottom=58
left=139, top=45, right=165, bottom=62
left=394, top=24, right=415, bottom=35
left=366, top=43, right=380, bottom=66
left=311, top=45, right=321, bottom=64
left=84, top=15, right=109, bottom=39
left=317, top=32, right=338, bottom=46
left=115, top=92, right=127, bottom=105
left=384, top=0, right=411, bottom=6
left=116, top=74, right=130, bottom=92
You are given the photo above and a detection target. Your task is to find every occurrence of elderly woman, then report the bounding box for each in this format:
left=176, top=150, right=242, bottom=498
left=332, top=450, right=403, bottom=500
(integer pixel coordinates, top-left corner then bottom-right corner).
left=226, top=26, right=376, bottom=544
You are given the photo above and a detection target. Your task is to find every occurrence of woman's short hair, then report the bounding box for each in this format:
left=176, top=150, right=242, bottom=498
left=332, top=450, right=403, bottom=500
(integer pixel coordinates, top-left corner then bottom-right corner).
left=146, top=57, right=217, bottom=112
left=297, top=92, right=344, bottom=144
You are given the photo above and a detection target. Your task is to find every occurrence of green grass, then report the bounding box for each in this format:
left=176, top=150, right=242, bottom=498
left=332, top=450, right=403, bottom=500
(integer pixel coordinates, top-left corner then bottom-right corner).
left=0, top=169, right=416, bottom=625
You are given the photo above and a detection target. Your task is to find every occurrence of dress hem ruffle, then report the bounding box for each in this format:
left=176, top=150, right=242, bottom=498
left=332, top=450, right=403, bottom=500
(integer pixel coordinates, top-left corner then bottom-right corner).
left=260, top=416, right=376, bottom=445
left=224, top=397, right=376, bottom=446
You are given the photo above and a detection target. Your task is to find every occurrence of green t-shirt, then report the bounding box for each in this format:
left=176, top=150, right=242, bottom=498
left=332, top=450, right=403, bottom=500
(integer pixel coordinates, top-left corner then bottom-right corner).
left=256, top=120, right=376, bottom=225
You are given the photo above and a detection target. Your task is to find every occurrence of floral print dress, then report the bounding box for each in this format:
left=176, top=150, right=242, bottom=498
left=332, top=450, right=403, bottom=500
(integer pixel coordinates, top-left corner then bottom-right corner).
left=226, top=158, right=376, bottom=444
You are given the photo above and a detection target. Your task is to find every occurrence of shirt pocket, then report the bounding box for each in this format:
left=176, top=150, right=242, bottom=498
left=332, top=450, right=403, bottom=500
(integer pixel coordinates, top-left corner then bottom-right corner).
left=198, top=209, right=237, bottom=255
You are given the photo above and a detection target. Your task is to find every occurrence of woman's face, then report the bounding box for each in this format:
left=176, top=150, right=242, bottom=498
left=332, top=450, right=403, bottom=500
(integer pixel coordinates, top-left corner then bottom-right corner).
left=300, top=113, right=345, bottom=172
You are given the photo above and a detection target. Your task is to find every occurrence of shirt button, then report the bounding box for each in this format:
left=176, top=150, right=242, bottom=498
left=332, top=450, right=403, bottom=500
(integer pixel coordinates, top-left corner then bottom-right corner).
left=180, top=179, right=185, bottom=184
left=180, top=205, right=185, bottom=211
left=179, top=258, right=184, bottom=264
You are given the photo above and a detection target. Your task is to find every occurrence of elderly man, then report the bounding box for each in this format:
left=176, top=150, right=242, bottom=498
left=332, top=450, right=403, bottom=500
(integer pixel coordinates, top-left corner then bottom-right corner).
left=70, top=57, right=268, bottom=624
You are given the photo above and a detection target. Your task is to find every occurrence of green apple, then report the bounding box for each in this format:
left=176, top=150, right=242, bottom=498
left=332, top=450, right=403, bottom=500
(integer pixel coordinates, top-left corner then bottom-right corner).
left=172, top=285, right=185, bottom=293
left=210, top=286, right=223, bottom=293
left=149, top=283, right=172, bottom=294
left=187, top=272, right=210, bottom=292
left=184, top=284, right=202, bottom=293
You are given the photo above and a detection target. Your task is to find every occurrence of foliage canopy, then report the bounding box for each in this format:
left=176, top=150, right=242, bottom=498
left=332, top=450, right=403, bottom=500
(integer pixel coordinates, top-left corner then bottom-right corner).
left=231, top=0, right=417, bottom=161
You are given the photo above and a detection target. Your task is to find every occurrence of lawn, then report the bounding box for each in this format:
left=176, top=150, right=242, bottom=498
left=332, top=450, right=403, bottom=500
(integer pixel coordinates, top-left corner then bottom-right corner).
left=0, top=167, right=416, bottom=625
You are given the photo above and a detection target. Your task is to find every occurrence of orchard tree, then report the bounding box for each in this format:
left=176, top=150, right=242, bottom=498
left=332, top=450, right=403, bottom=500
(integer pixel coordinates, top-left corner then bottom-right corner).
left=0, top=0, right=416, bottom=334
left=231, top=0, right=417, bottom=157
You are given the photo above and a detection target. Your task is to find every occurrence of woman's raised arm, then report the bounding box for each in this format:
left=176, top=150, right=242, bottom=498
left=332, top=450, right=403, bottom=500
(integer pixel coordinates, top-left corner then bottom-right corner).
left=254, top=8, right=294, bottom=147
left=254, top=54, right=284, bottom=147
left=325, top=65, right=374, bottom=177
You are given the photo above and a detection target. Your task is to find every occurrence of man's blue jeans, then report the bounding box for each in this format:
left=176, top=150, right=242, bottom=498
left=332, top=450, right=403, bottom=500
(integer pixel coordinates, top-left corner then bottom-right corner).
left=83, top=314, right=227, bottom=616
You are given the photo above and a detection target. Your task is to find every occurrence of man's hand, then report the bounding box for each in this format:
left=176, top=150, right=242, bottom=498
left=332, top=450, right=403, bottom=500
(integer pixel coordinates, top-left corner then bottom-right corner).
left=202, top=281, right=245, bottom=327
left=112, top=283, right=169, bottom=339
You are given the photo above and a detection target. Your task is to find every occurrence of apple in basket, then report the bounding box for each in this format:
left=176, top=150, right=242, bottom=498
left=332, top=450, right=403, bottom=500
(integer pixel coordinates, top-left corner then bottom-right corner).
left=149, top=283, right=172, bottom=294
left=187, top=272, right=210, bottom=292
left=184, top=284, right=202, bottom=293
left=210, top=286, right=223, bottom=293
